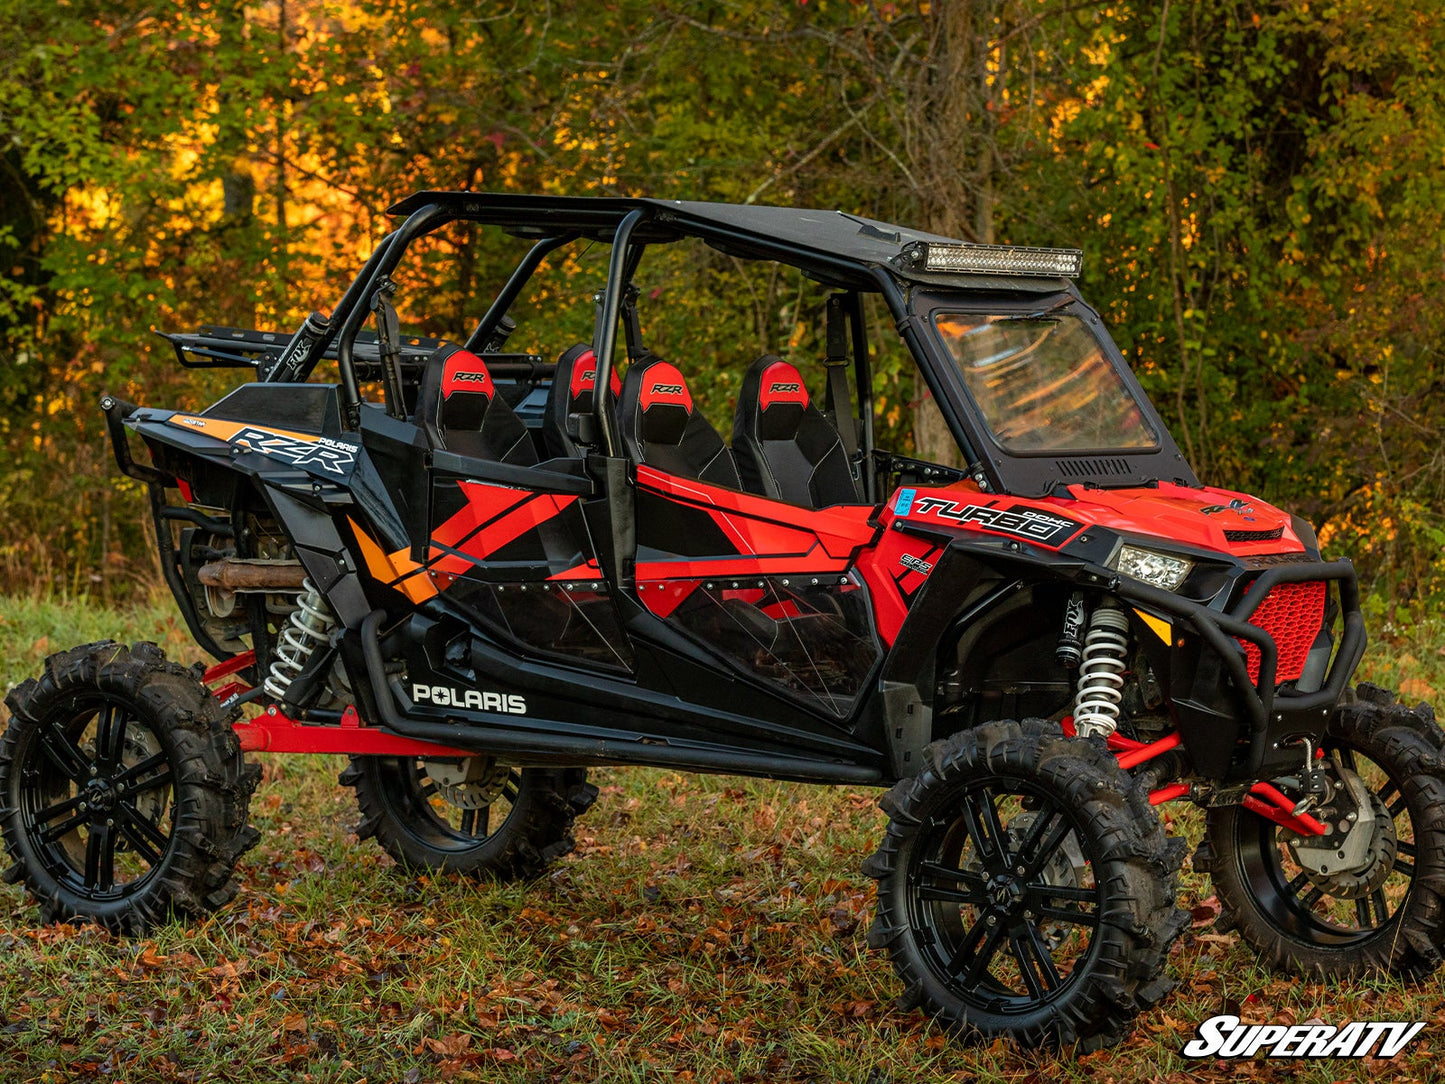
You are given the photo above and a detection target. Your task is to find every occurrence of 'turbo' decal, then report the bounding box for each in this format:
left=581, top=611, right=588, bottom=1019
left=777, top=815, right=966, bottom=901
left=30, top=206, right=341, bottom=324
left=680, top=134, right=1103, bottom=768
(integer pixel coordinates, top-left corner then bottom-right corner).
left=908, top=497, right=1082, bottom=547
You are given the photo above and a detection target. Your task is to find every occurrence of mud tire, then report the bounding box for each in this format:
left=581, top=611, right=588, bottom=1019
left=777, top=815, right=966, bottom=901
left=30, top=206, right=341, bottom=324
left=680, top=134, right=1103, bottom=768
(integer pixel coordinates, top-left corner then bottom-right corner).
left=0, top=641, right=259, bottom=932
left=1199, top=693, right=1445, bottom=979
left=863, top=719, right=1187, bottom=1050
left=340, top=756, right=596, bottom=880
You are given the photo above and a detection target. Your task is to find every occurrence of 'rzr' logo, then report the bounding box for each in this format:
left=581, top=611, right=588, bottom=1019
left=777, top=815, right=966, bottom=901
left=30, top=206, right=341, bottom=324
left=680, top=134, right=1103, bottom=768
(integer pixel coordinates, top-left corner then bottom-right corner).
left=451, top=371, right=489, bottom=386
left=652, top=383, right=685, bottom=395
left=909, top=497, right=1082, bottom=547
left=769, top=382, right=801, bottom=393
left=231, top=427, right=357, bottom=476
left=899, top=553, right=933, bottom=574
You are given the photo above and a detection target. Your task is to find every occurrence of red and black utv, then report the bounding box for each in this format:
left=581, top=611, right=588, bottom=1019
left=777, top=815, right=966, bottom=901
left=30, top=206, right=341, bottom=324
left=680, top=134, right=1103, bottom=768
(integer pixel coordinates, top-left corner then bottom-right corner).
left=3, top=193, right=1442, bottom=1049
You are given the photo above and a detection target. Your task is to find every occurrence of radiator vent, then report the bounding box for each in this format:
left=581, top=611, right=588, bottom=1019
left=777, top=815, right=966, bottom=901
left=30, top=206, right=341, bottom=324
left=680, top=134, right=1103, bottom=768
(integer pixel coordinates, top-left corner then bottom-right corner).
left=1054, top=457, right=1132, bottom=478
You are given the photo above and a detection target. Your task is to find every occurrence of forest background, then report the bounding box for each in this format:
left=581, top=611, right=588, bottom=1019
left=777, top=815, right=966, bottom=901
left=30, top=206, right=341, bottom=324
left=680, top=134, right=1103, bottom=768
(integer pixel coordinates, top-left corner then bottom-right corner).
left=1, top=0, right=1443, bottom=615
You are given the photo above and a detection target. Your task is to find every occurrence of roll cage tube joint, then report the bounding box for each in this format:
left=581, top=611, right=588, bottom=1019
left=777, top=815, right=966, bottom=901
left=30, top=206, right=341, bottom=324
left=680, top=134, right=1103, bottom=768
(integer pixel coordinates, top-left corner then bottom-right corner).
left=332, top=202, right=454, bottom=427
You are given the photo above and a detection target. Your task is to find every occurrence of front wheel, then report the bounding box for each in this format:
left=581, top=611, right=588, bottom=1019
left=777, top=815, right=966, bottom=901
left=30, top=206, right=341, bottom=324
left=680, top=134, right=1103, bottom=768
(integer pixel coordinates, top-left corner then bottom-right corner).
left=0, top=642, right=259, bottom=932
left=863, top=720, right=1188, bottom=1050
left=1200, top=694, right=1445, bottom=978
left=340, top=756, right=596, bottom=879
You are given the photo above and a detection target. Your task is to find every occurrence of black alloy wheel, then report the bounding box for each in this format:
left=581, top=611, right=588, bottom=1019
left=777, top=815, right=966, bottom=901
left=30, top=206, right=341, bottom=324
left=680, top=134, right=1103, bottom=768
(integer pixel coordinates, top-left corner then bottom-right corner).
left=865, top=719, right=1187, bottom=1050
left=0, top=642, right=258, bottom=932
left=1201, top=690, right=1445, bottom=978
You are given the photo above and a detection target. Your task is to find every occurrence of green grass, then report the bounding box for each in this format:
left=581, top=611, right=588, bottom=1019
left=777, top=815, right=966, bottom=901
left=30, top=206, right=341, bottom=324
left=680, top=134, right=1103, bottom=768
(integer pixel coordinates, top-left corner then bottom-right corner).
left=1, top=596, right=1444, bottom=1082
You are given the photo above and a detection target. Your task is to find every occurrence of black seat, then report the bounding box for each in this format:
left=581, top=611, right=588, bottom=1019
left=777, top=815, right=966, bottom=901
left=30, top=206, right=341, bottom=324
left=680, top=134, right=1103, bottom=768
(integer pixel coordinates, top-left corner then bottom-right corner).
left=731, top=355, right=861, bottom=507
left=542, top=342, right=621, bottom=459
left=414, top=344, right=537, bottom=466
left=618, top=357, right=740, bottom=488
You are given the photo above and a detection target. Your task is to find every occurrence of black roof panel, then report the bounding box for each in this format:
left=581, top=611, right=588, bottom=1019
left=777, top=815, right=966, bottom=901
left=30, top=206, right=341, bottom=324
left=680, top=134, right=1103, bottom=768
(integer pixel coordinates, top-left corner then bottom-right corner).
left=384, top=191, right=1001, bottom=284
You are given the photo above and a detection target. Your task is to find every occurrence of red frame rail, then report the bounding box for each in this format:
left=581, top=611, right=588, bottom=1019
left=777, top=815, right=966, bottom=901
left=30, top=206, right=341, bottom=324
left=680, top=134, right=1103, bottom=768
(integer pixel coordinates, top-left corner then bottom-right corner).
left=204, top=659, right=1332, bottom=836
left=1062, top=716, right=1327, bottom=837
left=203, top=652, right=475, bottom=759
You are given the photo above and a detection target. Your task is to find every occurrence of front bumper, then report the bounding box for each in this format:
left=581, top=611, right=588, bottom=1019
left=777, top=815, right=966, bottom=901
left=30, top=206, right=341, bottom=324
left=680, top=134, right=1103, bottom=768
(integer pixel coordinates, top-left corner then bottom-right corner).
left=1118, top=558, right=1366, bottom=783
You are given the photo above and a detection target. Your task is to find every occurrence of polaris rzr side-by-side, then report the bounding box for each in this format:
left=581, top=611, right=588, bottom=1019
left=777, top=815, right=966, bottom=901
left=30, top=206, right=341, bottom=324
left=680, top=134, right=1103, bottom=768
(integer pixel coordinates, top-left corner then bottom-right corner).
left=3, top=192, right=1443, bottom=1049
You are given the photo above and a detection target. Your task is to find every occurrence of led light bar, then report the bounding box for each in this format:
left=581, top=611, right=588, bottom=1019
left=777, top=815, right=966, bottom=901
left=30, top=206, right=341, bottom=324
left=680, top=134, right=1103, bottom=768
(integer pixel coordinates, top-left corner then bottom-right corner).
left=893, top=240, right=1084, bottom=278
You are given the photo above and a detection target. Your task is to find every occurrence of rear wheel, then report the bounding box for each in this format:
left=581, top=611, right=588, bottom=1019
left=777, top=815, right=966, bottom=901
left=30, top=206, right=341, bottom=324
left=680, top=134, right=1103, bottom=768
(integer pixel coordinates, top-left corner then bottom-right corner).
left=864, top=720, right=1187, bottom=1050
left=340, top=756, right=596, bottom=879
left=1200, top=695, right=1445, bottom=978
left=0, top=642, right=259, bottom=932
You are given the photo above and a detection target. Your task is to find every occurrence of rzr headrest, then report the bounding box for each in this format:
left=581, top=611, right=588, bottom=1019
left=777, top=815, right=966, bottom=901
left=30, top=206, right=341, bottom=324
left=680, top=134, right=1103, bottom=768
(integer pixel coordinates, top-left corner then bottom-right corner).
left=752, top=358, right=811, bottom=439
left=619, top=356, right=740, bottom=489
left=543, top=342, right=624, bottom=459
left=632, top=359, right=695, bottom=445
left=416, top=344, right=536, bottom=465
left=561, top=343, right=622, bottom=413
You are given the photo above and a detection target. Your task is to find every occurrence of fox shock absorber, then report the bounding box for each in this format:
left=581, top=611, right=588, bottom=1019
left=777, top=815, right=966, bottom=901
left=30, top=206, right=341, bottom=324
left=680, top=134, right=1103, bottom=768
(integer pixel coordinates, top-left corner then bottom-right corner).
left=1073, top=604, right=1131, bottom=738
left=263, top=580, right=338, bottom=702
left=1055, top=591, right=1087, bottom=668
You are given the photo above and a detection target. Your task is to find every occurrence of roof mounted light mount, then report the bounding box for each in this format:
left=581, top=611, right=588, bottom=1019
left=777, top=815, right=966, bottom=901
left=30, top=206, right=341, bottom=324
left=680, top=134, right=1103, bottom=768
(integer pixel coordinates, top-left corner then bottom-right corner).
left=892, top=239, right=1083, bottom=279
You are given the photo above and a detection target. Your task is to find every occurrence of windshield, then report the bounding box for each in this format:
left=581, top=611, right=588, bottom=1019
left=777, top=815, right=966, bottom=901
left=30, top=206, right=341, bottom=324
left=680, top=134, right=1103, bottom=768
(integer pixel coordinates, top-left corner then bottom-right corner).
left=934, top=312, right=1158, bottom=454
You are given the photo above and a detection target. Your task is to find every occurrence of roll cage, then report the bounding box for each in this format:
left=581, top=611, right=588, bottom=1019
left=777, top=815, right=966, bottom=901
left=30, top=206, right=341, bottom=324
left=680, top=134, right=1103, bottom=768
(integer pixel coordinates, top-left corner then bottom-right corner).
left=249, top=191, right=1193, bottom=498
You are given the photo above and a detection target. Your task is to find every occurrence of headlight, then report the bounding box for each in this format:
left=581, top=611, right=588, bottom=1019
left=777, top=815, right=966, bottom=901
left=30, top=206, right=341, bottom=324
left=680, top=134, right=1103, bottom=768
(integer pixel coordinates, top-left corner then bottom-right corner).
left=1112, top=545, right=1193, bottom=591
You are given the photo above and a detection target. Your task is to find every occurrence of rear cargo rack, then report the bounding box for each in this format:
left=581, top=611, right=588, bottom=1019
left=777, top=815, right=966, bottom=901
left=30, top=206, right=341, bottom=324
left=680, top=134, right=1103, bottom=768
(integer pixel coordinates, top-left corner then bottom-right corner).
left=157, top=325, right=548, bottom=381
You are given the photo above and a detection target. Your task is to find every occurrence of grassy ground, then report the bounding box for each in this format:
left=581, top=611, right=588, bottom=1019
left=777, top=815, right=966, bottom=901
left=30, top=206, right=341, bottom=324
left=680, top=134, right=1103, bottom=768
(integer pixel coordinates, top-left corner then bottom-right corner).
left=2, top=595, right=1444, bottom=1082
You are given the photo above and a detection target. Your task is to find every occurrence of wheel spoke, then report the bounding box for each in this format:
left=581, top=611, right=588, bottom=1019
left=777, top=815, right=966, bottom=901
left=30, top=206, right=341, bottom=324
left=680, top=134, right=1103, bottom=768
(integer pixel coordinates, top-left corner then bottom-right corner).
left=502, top=773, right=521, bottom=805
left=37, top=720, right=90, bottom=782
left=1008, top=933, right=1045, bottom=999
left=1397, top=840, right=1418, bottom=859
left=1300, top=885, right=1324, bottom=909
left=959, top=788, right=1007, bottom=869
left=1394, top=858, right=1415, bottom=876
left=478, top=801, right=491, bottom=836
left=85, top=823, right=118, bottom=891
left=40, top=810, right=89, bottom=844
left=420, top=781, right=439, bottom=799
left=1388, top=797, right=1407, bottom=819
left=118, top=801, right=170, bottom=856
left=1354, top=896, right=1371, bottom=927
left=1034, top=882, right=1096, bottom=904
left=1285, top=870, right=1311, bottom=897
left=956, top=918, right=1009, bottom=987
left=918, top=862, right=987, bottom=894
left=95, top=703, right=129, bottom=772
left=1376, top=779, right=1398, bottom=805
left=1017, top=812, right=1072, bottom=882
left=1021, top=923, right=1063, bottom=992
left=1037, top=904, right=1093, bottom=926
left=116, top=813, right=165, bottom=866
left=1370, top=888, right=1390, bottom=926
left=460, top=808, right=477, bottom=835
left=112, top=752, right=169, bottom=790
left=33, top=792, right=85, bottom=826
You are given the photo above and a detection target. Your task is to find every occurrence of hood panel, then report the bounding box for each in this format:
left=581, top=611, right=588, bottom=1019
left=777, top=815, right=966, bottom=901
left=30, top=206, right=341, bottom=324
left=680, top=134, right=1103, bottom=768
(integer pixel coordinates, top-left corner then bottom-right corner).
left=885, top=479, right=1304, bottom=558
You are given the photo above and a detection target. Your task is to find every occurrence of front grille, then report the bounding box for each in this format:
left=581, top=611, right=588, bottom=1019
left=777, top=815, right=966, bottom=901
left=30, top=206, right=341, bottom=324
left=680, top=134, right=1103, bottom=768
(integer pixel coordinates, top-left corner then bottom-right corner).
left=1237, top=580, right=1327, bottom=684
left=1224, top=526, right=1285, bottom=542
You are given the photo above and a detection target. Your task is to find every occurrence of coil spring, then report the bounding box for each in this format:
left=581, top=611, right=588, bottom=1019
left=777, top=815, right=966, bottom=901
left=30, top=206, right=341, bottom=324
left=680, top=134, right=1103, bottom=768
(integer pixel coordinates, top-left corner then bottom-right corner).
left=1073, top=607, right=1131, bottom=738
left=263, top=579, right=337, bottom=702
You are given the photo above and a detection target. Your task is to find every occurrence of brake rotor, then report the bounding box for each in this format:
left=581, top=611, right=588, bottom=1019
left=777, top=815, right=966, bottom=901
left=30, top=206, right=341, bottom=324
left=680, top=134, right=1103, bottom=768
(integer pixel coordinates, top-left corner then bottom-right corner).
left=1286, top=787, right=1397, bottom=900
left=422, top=757, right=510, bottom=810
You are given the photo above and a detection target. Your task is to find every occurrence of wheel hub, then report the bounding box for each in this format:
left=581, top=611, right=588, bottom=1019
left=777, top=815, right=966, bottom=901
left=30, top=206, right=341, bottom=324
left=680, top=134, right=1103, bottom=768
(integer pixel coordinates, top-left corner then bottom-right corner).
left=988, top=874, right=1025, bottom=913
left=84, top=776, right=119, bottom=814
